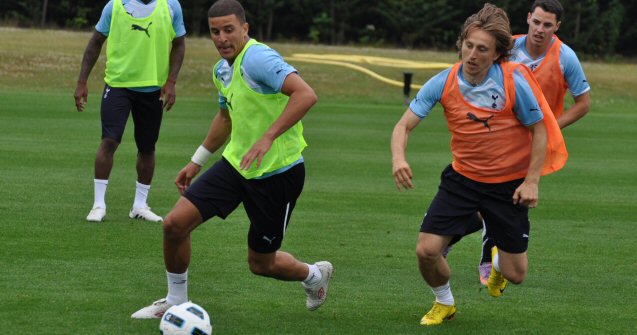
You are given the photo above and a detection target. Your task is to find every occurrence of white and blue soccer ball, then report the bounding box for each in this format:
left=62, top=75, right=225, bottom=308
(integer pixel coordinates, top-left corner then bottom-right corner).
left=159, top=302, right=213, bottom=335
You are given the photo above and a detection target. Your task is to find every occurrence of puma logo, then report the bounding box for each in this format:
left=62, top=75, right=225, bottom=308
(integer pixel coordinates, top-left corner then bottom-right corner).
left=262, top=235, right=277, bottom=245
left=131, top=22, right=152, bottom=37
left=467, top=112, right=495, bottom=132
left=104, top=87, right=111, bottom=98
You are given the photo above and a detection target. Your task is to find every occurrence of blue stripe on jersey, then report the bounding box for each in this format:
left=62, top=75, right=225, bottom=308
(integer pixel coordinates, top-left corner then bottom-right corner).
left=254, top=157, right=305, bottom=179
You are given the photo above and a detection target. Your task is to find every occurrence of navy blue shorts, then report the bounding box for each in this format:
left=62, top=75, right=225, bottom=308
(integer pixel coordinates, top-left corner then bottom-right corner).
left=100, top=84, right=163, bottom=153
left=184, top=158, right=305, bottom=253
left=420, top=165, right=530, bottom=253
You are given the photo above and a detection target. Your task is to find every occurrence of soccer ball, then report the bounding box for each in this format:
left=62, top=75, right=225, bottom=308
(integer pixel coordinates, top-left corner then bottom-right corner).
left=159, top=302, right=213, bottom=335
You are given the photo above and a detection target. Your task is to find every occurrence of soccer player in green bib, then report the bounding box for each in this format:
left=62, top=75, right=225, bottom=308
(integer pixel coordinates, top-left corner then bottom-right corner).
left=74, top=0, right=186, bottom=223
left=132, top=0, right=333, bottom=319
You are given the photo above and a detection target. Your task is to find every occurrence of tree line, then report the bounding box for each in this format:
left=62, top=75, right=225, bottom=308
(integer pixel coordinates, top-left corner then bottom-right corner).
left=1, top=0, right=634, bottom=57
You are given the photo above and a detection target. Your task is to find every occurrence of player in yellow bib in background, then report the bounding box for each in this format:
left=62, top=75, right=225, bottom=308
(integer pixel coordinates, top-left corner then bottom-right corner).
left=74, top=0, right=186, bottom=223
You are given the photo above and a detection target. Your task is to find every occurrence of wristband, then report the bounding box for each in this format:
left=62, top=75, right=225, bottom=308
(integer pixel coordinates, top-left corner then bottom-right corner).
left=191, top=145, right=212, bottom=166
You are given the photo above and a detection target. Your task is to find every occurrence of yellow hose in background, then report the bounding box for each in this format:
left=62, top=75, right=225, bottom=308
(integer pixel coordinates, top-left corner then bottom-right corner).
left=286, top=53, right=453, bottom=90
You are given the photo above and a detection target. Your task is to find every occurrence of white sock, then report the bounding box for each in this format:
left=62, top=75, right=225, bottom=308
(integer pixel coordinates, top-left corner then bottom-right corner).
left=133, top=181, right=151, bottom=209
left=431, top=282, right=454, bottom=306
left=166, top=270, right=189, bottom=306
left=302, top=263, right=322, bottom=286
left=93, top=179, right=108, bottom=209
left=493, top=250, right=501, bottom=272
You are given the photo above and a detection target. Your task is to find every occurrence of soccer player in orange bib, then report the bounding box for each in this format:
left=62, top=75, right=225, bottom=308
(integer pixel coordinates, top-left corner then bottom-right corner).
left=473, top=0, right=591, bottom=285
left=391, top=3, right=568, bottom=326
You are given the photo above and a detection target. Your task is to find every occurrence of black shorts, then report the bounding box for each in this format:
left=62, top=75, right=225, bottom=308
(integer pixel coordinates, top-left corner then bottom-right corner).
left=420, top=165, right=530, bottom=253
left=184, top=158, right=305, bottom=253
left=100, top=84, right=163, bottom=153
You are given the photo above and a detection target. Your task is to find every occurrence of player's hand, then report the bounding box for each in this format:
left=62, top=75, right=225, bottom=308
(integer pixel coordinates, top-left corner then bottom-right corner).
left=513, top=180, right=539, bottom=208
left=161, top=80, right=177, bottom=111
left=393, top=159, right=414, bottom=191
left=240, top=137, right=273, bottom=170
left=175, top=162, right=202, bottom=195
left=74, top=82, right=89, bottom=112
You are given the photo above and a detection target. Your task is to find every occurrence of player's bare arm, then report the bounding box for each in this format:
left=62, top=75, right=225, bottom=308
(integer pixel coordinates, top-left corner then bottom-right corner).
left=176, top=109, right=232, bottom=194
left=391, top=109, right=420, bottom=191
left=558, top=91, right=590, bottom=129
left=162, top=36, right=186, bottom=111
left=74, top=31, right=106, bottom=112
left=513, top=120, right=548, bottom=208
left=239, top=73, right=317, bottom=170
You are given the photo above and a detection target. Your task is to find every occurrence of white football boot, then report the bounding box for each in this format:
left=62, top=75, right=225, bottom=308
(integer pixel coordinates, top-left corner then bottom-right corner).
left=86, top=207, right=106, bottom=222
left=302, top=261, right=334, bottom=311
left=131, top=298, right=172, bottom=319
left=129, top=206, right=163, bottom=222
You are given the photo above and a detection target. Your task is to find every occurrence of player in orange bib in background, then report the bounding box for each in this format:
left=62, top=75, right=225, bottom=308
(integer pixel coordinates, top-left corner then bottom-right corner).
left=473, top=0, right=591, bottom=284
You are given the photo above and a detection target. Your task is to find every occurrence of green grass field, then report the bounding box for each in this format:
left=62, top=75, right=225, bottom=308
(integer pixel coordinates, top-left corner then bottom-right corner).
left=1, top=27, right=636, bottom=334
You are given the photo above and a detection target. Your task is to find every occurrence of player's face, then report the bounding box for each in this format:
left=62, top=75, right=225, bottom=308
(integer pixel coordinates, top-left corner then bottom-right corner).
left=209, top=14, right=249, bottom=63
left=461, top=28, right=500, bottom=82
left=527, top=7, right=560, bottom=49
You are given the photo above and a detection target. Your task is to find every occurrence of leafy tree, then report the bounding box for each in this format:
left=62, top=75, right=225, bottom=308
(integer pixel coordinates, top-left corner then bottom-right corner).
left=1, top=0, right=42, bottom=27
left=182, top=0, right=210, bottom=36
left=617, top=0, right=637, bottom=55
left=378, top=0, right=462, bottom=49
left=0, top=0, right=634, bottom=56
left=242, top=0, right=286, bottom=41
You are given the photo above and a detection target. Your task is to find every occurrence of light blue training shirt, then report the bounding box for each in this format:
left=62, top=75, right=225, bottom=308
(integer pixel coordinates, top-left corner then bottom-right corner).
left=214, top=41, right=297, bottom=107
left=214, top=40, right=302, bottom=178
left=96, top=0, right=186, bottom=92
left=510, top=36, right=590, bottom=97
left=410, top=63, right=544, bottom=126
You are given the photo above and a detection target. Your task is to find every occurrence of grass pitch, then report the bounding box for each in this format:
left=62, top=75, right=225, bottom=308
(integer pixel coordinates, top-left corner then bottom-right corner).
left=0, top=28, right=636, bottom=334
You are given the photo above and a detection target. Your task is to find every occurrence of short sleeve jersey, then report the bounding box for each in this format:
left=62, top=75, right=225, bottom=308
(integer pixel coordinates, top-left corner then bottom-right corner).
left=214, top=42, right=297, bottom=110
left=409, top=63, right=544, bottom=126
left=96, top=0, right=186, bottom=38
left=510, top=36, right=590, bottom=97
left=96, top=0, right=186, bottom=92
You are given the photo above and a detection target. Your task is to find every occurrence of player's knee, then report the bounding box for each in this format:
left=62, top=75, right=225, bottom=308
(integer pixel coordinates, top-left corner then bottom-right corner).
left=137, top=145, right=156, bottom=156
left=416, top=243, right=440, bottom=264
left=247, top=257, right=275, bottom=277
left=100, top=137, right=120, bottom=152
left=137, top=149, right=155, bottom=157
left=505, top=267, right=527, bottom=284
left=509, top=271, right=527, bottom=285
left=162, top=215, right=190, bottom=240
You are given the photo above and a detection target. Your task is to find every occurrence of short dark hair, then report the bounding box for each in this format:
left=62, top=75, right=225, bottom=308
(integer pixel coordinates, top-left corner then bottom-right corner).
left=208, top=0, right=246, bottom=23
left=456, top=3, right=513, bottom=63
left=530, top=0, right=563, bottom=21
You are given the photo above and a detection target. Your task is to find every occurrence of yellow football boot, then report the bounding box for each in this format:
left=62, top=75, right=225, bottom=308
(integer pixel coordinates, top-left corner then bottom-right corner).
left=420, top=301, right=457, bottom=326
left=487, top=247, right=508, bottom=297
